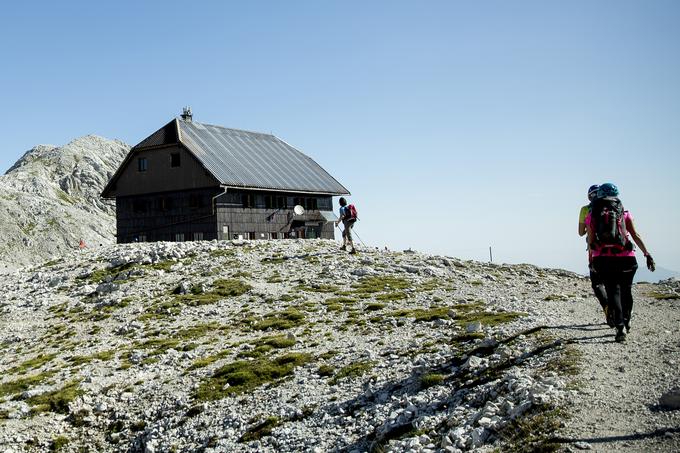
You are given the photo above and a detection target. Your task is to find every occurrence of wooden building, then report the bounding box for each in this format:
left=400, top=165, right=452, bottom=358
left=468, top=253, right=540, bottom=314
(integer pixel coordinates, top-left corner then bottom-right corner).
left=101, top=110, right=349, bottom=243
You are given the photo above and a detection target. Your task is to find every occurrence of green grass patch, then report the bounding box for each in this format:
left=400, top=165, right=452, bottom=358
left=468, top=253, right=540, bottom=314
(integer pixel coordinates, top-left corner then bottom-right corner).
left=27, top=380, right=82, bottom=414
left=194, top=353, right=313, bottom=401
left=365, top=303, right=386, bottom=311
left=389, top=307, right=451, bottom=322
left=6, top=353, right=58, bottom=375
left=296, top=283, right=339, bottom=293
left=187, top=350, right=231, bottom=372
left=416, top=279, right=441, bottom=292
left=353, top=276, right=411, bottom=294
left=328, top=360, right=375, bottom=385
left=239, top=416, right=282, bottom=442
left=50, top=435, right=69, bottom=452
left=420, top=373, right=446, bottom=389
left=67, top=350, right=116, bottom=366
left=134, top=338, right=180, bottom=356
left=252, top=309, right=305, bottom=331
left=238, top=335, right=297, bottom=358
left=647, top=291, right=680, bottom=300
left=497, top=408, right=566, bottom=453
left=261, top=256, right=287, bottom=265
left=174, top=279, right=250, bottom=306
left=266, top=272, right=283, bottom=283
left=209, top=248, right=236, bottom=258
left=375, top=292, right=406, bottom=301
left=454, top=310, right=525, bottom=327
left=317, top=364, right=335, bottom=377
left=176, top=322, right=224, bottom=340
left=0, top=372, right=55, bottom=398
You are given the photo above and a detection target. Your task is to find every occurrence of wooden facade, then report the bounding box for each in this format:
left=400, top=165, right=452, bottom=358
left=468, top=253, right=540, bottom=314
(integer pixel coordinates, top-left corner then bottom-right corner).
left=102, top=115, right=348, bottom=244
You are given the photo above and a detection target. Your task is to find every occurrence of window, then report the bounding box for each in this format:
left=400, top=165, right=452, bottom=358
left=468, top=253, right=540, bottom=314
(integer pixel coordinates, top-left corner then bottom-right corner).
left=193, top=232, right=204, bottom=241
left=138, top=234, right=147, bottom=242
left=306, top=198, right=318, bottom=210
left=264, top=195, right=274, bottom=209
left=271, top=232, right=278, bottom=239
left=174, top=233, right=185, bottom=242
left=242, top=193, right=254, bottom=208
left=138, top=157, right=148, bottom=172
left=276, top=196, right=287, bottom=209
left=171, top=153, right=180, bottom=167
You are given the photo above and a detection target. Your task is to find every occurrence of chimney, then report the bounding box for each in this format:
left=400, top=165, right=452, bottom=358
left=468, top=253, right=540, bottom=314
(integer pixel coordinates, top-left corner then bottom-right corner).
left=181, top=106, right=193, bottom=122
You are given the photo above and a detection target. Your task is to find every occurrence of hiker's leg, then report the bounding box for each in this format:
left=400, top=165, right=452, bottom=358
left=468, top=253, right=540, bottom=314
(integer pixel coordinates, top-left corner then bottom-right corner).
left=594, top=257, right=623, bottom=327
left=619, top=257, right=638, bottom=327
left=589, top=268, right=607, bottom=309
left=344, top=221, right=354, bottom=250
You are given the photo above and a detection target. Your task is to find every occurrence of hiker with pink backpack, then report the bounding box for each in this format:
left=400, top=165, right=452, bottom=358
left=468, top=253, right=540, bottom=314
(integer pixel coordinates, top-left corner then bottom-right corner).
left=335, top=197, right=358, bottom=254
left=585, top=183, right=655, bottom=343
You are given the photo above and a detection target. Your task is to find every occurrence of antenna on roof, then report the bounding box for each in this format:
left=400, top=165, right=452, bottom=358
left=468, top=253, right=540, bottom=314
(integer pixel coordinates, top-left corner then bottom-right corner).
left=181, top=106, right=193, bottom=122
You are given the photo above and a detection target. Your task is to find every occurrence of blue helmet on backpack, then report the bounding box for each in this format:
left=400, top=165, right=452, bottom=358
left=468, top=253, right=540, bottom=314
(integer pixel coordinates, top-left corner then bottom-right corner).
left=587, top=184, right=599, bottom=200
left=597, top=182, right=619, bottom=198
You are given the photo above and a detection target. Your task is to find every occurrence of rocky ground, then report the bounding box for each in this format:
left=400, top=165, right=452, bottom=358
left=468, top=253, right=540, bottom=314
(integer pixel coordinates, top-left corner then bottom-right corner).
left=0, top=239, right=678, bottom=452
left=0, top=136, right=128, bottom=270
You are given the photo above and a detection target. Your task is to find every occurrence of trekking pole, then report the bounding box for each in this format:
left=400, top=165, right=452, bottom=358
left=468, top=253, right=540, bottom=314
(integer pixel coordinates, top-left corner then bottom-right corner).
left=352, top=227, right=367, bottom=248
left=335, top=223, right=367, bottom=248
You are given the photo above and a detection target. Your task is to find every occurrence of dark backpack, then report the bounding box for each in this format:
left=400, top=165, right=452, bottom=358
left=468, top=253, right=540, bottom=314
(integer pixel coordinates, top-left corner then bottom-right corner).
left=590, top=196, right=629, bottom=252
left=346, top=204, right=358, bottom=220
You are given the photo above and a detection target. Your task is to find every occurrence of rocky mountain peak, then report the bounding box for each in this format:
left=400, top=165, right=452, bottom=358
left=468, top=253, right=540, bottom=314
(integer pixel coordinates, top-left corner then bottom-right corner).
left=0, top=135, right=129, bottom=270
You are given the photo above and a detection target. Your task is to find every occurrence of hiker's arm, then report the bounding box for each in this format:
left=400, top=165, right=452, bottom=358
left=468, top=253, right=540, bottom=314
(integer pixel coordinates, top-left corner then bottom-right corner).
left=335, top=212, right=344, bottom=227
left=578, top=206, right=588, bottom=236
left=585, top=223, right=594, bottom=248
left=626, top=218, right=651, bottom=257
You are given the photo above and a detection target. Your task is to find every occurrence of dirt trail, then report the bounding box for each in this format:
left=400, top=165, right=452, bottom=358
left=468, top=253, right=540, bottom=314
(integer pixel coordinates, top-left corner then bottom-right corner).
left=551, top=285, right=680, bottom=452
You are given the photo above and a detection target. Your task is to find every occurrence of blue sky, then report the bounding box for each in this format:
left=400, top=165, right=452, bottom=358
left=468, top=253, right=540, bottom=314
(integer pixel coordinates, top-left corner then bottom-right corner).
left=1, top=1, right=679, bottom=274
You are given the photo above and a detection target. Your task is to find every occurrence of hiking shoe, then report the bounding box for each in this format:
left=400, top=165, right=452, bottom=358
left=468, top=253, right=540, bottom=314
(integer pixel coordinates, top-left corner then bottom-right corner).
left=349, top=248, right=357, bottom=255
left=339, top=245, right=346, bottom=251
left=615, top=329, right=626, bottom=343
left=605, top=307, right=615, bottom=328
left=624, top=320, right=631, bottom=333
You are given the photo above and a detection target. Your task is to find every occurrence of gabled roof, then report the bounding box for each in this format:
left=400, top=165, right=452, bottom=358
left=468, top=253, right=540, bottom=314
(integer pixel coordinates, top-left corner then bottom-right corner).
left=102, top=118, right=350, bottom=197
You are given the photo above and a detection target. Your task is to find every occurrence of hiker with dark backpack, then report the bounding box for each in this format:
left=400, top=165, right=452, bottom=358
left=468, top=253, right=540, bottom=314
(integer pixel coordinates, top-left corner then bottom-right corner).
left=579, top=184, right=609, bottom=324
left=586, top=183, right=655, bottom=343
left=335, top=197, right=358, bottom=254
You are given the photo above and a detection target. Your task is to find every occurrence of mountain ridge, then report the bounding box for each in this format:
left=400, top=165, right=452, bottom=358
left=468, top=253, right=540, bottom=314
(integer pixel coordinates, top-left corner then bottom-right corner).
left=0, top=135, right=128, bottom=270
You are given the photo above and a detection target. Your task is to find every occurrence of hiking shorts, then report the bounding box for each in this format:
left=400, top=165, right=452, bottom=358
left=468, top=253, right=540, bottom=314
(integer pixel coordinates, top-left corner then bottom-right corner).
left=342, top=219, right=355, bottom=242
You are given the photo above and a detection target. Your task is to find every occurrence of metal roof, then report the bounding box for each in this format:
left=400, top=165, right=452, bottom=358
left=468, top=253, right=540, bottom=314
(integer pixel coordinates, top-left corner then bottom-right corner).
left=177, top=120, right=349, bottom=195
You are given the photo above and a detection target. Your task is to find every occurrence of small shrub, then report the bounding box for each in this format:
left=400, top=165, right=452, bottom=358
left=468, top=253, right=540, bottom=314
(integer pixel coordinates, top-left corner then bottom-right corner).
left=317, top=365, right=335, bottom=377
left=420, top=373, right=445, bottom=389
left=50, top=435, right=69, bottom=452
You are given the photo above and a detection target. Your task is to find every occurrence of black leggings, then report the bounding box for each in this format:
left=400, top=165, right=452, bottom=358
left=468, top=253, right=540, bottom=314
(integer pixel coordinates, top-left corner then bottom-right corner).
left=592, top=256, right=638, bottom=328
left=589, top=268, right=608, bottom=309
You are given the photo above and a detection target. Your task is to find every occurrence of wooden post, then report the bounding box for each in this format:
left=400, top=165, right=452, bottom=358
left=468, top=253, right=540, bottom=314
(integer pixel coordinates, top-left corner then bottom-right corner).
left=489, top=246, right=493, bottom=263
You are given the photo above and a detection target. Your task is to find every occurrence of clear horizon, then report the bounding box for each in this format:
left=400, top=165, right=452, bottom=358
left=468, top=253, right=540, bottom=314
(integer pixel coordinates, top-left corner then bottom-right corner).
left=1, top=1, right=678, bottom=275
